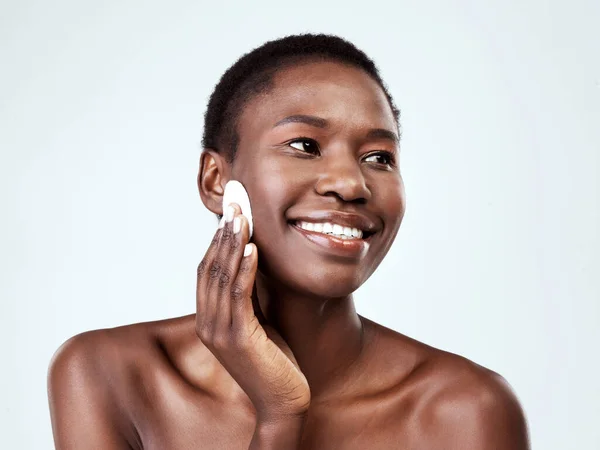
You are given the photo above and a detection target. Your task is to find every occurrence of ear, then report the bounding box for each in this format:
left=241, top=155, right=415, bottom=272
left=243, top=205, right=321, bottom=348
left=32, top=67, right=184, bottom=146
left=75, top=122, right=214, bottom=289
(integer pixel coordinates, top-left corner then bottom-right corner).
left=198, top=149, right=229, bottom=216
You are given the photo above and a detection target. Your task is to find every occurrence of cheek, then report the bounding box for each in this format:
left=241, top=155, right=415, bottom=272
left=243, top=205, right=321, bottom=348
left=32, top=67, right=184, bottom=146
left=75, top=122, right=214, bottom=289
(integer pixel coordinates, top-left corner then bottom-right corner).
left=379, top=174, right=406, bottom=225
left=248, top=171, right=305, bottom=289
left=395, top=177, right=407, bottom=219
left=249, top=164, right=290, bottom=226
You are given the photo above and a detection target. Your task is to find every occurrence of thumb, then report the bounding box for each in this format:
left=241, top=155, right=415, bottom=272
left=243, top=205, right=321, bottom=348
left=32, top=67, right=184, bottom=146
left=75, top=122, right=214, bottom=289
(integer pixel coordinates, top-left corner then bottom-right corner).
left=250, top=283, right=302, bottom=370
left=251, top=282, right=268, bottom=326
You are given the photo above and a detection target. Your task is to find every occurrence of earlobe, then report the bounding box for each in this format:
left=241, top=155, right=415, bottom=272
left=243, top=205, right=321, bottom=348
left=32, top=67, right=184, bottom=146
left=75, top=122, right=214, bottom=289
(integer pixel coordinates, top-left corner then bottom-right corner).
left=198, top=149, right=229, bottom=216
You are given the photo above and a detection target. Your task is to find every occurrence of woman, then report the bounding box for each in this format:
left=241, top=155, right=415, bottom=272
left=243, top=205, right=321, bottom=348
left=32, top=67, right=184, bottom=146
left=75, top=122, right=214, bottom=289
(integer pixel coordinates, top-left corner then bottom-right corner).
left=48, top=33, right=530, bottom=449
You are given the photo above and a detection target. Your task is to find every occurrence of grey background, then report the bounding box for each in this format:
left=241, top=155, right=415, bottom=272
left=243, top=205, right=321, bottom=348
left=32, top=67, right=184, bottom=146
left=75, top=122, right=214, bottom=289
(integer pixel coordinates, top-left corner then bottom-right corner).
left=1, top=0, right=598, bottom=448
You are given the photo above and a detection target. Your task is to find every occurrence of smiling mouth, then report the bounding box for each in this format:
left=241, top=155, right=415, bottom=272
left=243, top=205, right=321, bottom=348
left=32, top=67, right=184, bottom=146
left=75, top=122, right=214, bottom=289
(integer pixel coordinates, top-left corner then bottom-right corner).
left=288, top=221, right=377, bottom=241
left=286, top=220, right=375, bottom=258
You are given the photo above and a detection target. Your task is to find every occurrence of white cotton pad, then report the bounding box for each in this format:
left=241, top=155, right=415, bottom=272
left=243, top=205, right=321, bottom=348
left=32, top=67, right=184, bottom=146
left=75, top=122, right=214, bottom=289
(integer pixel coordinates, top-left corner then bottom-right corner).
left=223, top=180, right=253, bottom=238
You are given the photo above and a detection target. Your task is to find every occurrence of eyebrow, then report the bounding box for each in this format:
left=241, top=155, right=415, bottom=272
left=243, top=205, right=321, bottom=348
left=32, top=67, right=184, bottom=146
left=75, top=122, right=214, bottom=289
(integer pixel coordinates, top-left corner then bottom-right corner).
left=273, top=114, right=399, bottom=144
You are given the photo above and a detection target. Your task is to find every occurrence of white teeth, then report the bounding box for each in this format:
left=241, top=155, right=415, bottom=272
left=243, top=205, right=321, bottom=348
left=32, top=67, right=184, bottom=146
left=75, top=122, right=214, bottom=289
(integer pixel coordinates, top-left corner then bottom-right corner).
left=296, top=221, right=363, bottom=239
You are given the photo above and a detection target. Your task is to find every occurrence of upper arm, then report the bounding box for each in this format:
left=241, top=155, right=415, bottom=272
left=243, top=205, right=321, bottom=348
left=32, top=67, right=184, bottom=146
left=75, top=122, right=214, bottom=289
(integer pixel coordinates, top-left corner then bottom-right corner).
left=47, top=331, right=132, bottom=450
left=423, top=371, right=530, bottom=449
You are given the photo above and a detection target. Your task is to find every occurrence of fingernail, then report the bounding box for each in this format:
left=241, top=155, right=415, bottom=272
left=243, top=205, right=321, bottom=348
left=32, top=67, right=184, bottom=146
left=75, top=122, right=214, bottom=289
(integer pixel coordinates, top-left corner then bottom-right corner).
left=225, top=205, right=235, bottom=222
left=233, top=216, right=241, bottom=233
left=218, top=217, right=225, bottom=229
left=243, top=244, right=252, bottom=257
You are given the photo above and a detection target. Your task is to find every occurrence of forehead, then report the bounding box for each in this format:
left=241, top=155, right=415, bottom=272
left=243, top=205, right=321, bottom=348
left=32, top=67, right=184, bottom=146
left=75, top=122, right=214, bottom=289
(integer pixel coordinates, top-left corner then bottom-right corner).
left=236, top=60, right=396, bottom=144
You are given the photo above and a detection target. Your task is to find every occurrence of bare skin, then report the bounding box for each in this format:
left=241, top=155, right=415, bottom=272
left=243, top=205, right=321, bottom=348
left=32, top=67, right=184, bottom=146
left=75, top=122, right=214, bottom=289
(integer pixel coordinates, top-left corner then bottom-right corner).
left=48, top=60, right=530, bottom=449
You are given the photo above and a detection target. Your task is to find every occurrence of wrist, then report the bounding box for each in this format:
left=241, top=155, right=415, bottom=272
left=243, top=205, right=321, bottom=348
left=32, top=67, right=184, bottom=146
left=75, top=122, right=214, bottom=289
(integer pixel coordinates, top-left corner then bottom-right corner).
left=256, top=408, right=309, bottom=424
left=249, top=415, right=308, bottom=450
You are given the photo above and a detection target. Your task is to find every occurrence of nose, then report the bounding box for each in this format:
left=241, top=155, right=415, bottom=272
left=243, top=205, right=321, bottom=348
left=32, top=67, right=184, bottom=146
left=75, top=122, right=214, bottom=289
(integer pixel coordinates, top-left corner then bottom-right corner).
left=314, top=150, right=372, bottom=203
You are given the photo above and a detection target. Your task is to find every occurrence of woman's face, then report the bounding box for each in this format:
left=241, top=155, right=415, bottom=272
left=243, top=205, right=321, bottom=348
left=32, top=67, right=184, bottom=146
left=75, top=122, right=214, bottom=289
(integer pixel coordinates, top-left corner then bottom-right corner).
left=229, top=60, right=405, bottom=298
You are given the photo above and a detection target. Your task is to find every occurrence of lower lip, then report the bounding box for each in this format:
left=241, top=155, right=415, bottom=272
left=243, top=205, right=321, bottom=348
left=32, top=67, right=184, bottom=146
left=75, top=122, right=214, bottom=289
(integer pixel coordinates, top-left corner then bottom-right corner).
left=289, top=222, right=371, bottom=258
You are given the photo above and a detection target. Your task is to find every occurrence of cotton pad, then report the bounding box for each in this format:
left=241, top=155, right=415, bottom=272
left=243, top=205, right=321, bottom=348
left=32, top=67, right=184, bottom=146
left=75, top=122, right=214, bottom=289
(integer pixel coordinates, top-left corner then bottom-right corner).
left=223, top=180, right=253, bottom=238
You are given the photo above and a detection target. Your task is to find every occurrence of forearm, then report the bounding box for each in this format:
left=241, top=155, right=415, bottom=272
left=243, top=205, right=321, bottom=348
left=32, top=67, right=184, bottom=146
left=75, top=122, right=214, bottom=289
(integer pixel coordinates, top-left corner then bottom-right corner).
left=249, top=416, right=307, bottom=450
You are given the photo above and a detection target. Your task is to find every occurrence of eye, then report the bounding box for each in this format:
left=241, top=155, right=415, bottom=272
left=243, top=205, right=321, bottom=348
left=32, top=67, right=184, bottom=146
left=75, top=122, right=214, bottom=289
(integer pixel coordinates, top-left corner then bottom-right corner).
left=364, top=151, right=396, bottom=168
left=289, top=138, right=320, bottom=155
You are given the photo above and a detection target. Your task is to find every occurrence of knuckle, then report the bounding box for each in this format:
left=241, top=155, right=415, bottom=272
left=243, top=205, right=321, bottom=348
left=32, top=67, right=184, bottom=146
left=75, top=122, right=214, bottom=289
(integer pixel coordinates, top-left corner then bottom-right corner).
left=203, top=318, right=216, bottom=336
left=211, top=231, right=220, bottom=246
left=237, top=259, right=251, bottom=274
left=209, top=261, right=221, bottom=279
left=197, top=259, right=208, bottom=277
left=218, top=270, right=231, bottom=288
left=230, top=283, right=245, bottom=301
left=195, top=324, right=211, bottom=342
left=221, top=225, right=233, bottom=241
left=212, top=333, right=229, bottom=350
left=230, top=238, right=240, bottom=251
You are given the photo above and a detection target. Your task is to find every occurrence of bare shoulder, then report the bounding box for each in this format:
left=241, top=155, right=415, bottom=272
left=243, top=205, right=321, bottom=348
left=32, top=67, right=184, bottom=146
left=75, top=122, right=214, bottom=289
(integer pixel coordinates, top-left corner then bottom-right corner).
left=416, top=350, right=530, bottom=448
left=365, top=318, right=530, bottom=448
left=49, top=315, right=180, bottom=376
left=47, top=315, right=195, bottom=449
left=48, top=314, right=196, bottom=393
left=417, top=347, right=527, bottom=417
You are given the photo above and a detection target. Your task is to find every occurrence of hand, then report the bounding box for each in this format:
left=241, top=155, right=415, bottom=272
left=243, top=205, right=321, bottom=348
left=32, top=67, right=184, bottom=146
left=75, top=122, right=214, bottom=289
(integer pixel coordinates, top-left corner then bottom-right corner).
left=196, top=203, right=311, bottom=421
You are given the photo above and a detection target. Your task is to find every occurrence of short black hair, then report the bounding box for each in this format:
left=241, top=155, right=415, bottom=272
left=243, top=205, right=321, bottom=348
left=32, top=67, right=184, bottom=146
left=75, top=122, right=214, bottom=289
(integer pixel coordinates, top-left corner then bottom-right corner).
left=201, top=32, right=401, bottom=165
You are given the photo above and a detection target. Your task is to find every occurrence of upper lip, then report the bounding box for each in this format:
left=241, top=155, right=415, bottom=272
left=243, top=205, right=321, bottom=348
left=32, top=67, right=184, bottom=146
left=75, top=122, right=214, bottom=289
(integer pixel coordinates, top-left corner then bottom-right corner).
left=289, top=211, right=380, bottom=234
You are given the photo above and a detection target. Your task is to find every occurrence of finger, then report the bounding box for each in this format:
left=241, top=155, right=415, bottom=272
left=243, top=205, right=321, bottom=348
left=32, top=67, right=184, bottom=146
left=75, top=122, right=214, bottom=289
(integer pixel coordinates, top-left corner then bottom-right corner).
left=215, top=203, right=250, bottom=331
left=251, top=282, right=267, bottom=326
left=231, top=241, right=258, bottom=330
left=196, top=217, right=226, bottom=331
left=205, top=203, right=236, bottom=333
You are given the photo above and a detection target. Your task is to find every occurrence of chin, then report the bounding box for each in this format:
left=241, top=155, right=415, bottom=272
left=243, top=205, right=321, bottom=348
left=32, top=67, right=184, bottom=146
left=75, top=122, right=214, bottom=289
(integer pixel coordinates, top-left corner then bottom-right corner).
left=267, top=263, right=366, bottom=300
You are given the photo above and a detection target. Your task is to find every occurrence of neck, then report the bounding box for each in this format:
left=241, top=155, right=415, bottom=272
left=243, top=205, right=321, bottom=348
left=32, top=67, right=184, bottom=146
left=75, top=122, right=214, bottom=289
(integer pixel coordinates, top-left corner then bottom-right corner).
left=254, top=271, right=366, bottom=401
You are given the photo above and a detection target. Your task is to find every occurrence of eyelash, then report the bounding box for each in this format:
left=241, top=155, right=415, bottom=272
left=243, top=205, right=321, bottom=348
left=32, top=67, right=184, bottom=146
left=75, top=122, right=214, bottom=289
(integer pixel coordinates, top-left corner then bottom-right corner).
left=287, top=137, right=397, bottom=168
